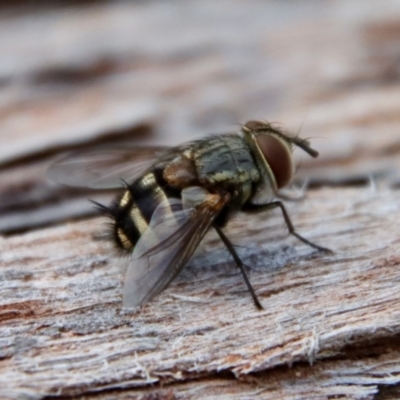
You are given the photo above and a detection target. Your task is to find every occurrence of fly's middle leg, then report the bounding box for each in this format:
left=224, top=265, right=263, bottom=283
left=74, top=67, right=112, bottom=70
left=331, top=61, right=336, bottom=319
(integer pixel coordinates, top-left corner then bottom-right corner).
left=213, top=224, right=263, bottom=310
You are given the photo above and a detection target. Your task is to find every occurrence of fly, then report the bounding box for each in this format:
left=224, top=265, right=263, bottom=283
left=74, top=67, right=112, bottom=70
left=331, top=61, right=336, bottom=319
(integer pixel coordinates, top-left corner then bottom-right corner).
left=50, top=120, right=330, bottom=309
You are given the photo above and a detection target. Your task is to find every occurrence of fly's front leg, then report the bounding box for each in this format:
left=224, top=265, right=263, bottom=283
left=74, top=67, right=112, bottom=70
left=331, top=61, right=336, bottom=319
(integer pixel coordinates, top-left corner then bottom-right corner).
left=245, top=201, right=332, bottom=253
left=213, top=225, right=263, bottom=310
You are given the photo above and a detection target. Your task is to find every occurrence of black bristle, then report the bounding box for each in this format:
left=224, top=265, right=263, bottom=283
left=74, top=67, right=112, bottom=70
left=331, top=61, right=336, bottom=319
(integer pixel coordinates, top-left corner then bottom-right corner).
left=90, top=200, right=117, bottom=217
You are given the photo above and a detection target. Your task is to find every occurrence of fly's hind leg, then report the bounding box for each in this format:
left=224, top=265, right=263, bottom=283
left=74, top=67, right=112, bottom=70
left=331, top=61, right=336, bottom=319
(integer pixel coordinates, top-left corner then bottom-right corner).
left=213, top=224, right=263, bottom=310
left=245, top=201, right=332, bottom=253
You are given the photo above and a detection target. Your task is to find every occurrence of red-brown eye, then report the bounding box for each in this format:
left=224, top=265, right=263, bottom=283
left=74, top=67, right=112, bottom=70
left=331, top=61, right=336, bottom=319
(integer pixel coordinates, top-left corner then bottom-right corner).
left=256, top=134, right=294, bottom=189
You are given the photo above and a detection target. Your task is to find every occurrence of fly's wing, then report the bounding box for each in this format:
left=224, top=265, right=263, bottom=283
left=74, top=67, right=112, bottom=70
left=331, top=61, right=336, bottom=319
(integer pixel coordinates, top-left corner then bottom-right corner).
left=48, top=146, right=170, bottom=189
left=123, top=188, right=230, bottom=307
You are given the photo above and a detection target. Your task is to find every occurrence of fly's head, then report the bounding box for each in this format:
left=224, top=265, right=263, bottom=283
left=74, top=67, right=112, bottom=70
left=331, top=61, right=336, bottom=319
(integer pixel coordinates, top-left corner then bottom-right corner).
left=242, top=120, right=319, bottom=190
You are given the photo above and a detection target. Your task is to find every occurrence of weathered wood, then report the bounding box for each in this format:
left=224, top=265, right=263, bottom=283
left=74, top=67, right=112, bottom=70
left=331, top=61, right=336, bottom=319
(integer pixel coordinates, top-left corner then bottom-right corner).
left=2, top=1, right=400, bottom=398
left=2, top=187, right=400, bottom=399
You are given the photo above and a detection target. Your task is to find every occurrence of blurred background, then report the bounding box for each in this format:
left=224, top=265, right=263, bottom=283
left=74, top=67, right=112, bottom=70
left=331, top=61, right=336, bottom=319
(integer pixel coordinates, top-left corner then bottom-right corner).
left=1, top=0, right=400, bottom=234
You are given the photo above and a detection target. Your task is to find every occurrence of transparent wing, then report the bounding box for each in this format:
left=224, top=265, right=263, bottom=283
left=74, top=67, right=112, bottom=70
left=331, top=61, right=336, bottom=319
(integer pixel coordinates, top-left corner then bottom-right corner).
left=123, top=189, right=229, bottom=307
left=48, top=146, right=169, bottom=189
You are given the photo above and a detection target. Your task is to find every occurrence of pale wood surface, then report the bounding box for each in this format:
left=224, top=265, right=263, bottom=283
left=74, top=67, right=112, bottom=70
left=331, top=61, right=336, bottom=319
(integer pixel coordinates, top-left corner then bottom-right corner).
left=2, top=1, right=400, bottom=399
left=2, top=187, right=400, bottom=399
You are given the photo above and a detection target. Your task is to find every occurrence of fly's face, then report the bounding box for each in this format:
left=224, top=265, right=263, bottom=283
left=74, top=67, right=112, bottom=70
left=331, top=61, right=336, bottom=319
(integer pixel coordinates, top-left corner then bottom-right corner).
left=241, top=120, right=319, bottom=205
left=49, top=120, right=328, bottom=310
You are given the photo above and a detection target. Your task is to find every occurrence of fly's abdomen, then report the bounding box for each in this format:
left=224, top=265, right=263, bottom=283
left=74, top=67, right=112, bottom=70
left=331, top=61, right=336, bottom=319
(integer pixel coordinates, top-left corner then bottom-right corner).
left=112, top=168, right=180, bottom=252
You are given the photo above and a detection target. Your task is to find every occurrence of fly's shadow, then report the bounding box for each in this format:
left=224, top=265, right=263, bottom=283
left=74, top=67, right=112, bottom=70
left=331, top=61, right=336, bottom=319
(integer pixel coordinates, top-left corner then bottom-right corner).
left=176, top=243, right=299, bottom=283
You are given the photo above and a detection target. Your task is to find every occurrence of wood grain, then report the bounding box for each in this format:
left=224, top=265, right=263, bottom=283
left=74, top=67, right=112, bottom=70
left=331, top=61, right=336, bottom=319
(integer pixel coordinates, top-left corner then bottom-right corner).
left=2, top=1, right=400, bottom=398
left=2, top=187, right=400, bottom=399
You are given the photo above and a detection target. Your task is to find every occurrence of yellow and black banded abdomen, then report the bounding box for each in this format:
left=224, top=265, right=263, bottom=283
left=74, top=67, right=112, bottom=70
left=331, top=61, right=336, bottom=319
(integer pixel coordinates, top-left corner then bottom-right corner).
left=109, top=168, right=181, bottom=252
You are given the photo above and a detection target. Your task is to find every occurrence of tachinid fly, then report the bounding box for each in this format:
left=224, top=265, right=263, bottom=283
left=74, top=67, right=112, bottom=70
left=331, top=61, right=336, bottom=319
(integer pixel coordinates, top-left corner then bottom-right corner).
left=50, top=121, right=329, bottom=309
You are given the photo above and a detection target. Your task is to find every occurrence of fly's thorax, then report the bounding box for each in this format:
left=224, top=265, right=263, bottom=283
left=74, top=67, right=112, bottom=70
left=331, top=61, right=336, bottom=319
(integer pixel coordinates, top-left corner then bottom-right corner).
left=190, top=135, right=258, bottom=184
left=190, top=135, right=260, bottom=206
left=242, top=122, right=294, bottom=204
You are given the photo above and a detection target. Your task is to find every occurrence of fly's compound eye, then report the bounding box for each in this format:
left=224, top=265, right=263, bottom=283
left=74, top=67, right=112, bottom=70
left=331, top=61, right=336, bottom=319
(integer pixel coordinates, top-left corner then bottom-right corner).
left=256, top=134, right=294, bottom=189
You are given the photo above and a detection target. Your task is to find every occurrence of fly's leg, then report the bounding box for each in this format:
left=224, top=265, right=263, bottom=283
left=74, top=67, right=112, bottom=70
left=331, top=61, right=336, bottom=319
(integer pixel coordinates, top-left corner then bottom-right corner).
left=247, top=201, right=332, bottom=253
left=213, top=224, right=263, bottom=310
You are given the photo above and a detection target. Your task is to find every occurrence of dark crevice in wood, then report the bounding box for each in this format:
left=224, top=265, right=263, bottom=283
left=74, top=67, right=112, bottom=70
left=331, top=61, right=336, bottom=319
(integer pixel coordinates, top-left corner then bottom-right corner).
left=32, top=58, right=121, bottom=86
left=0, top=0, right=105, bottom=11
left=307, top=176, right=375, bottom=188
left=37, top=356, right=397, bottom=399
left=375, top=384, right=400, bottom=400
left=0, top=124, right=152, bottom=170
left=334, top=334, right=400, bottom=361
left=0, top=201, right=100, bottom=236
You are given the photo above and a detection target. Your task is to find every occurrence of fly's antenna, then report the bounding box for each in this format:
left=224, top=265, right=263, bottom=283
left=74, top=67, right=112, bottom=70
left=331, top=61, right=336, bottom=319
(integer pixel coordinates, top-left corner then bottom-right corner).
left=289, top=136, right=319, bottom=158
left=242, top=120, right=319, bottom=158
left=290, top=112, right=319, bottom=157
left=264, top=126, right=319, bottom=158
left=266, top=125, right=318, bottom=157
